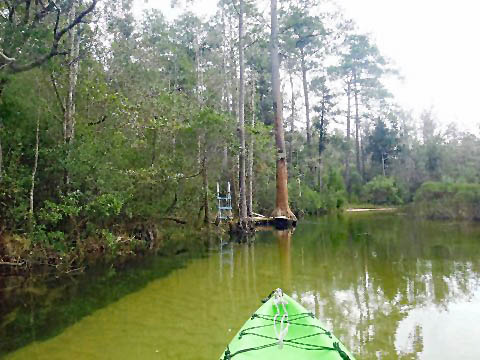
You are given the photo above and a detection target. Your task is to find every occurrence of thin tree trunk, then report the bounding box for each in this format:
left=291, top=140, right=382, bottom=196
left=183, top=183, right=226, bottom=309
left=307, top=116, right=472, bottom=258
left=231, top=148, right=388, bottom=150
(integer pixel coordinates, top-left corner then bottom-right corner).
left=221, top=2, right=229, bottom=179
left=151, top=128, right=157, bottom=167
left=300, top=48, right=311, bottom=147
left=202, top=145, right=209, bottom=224
left=195, top=35, right=202, bottom=166
left=194, top=29, right=209, bottom=224
left=345, top=80, right=351, bottom=193
left=0, top=79, right=5, bottom=182
left=229, top=11, right=239, bottom=216
left=289, top=71, right=295, bottom=166
left=238, top=0, right=247, bottom=225
left=230, top=154, right=239, bottom=218
left=0, top=133, right=2, bottom=182
left=271, top=0, right=296, bottom=221
left=247, top=78, right=255, bottom=216
left=353, top=70, right=361, bottom=177
left=318, top=94, right=326, bottom=190
left=29, top=113, right=40, bottom=226
left=382, top=152, right=386, bottom=177
left=63, top=3, right=80, bottom=186
left=360, top=129, right=366, bottom=179
left=318, top=158, right=323, bottom=190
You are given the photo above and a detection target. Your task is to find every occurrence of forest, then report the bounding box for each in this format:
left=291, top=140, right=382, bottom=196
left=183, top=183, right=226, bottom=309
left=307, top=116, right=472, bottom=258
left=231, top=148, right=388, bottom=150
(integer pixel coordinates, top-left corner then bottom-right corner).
left=1, top=0, right=480, bottom=268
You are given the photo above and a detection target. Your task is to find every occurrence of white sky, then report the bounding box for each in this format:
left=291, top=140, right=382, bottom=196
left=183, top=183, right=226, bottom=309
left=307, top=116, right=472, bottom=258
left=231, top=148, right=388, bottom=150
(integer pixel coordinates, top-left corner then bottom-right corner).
left=135, top=0, right=480, bottom=133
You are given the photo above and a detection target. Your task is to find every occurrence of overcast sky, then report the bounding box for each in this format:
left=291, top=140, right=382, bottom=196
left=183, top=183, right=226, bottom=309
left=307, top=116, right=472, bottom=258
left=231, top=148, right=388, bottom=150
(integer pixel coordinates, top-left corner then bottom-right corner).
left=135, top=0, right=480, bottom=132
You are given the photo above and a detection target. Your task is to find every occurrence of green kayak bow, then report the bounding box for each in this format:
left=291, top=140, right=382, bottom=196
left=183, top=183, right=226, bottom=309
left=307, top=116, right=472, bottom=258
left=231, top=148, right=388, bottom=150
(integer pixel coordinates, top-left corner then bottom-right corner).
left=220, top=289, right=355, bottom=360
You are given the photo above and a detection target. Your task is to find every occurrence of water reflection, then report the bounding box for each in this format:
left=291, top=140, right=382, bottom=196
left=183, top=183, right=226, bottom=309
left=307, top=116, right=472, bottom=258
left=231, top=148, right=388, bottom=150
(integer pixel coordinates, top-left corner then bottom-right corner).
left=276, top=229, right=293, bottom=290
left=2, top=213, right=480, bottom=359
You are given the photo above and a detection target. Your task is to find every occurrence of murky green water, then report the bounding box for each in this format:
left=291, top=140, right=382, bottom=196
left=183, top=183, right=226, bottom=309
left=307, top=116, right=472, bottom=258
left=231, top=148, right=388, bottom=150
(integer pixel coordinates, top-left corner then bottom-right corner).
left=2, top=212, right=480, bottom=359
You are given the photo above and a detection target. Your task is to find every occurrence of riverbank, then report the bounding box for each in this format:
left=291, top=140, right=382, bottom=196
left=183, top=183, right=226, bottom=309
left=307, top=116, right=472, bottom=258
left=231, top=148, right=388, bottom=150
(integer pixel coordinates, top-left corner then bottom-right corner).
left=345, top=207, right=397, bottom=213
left=0, top=224, right=224, bottom=276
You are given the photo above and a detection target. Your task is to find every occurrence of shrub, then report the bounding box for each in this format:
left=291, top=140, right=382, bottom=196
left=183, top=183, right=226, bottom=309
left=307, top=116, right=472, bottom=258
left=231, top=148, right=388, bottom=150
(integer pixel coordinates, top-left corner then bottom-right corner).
left=414, top=182, right=480, bottom=220
left=363, top=176, right=402, bottom=205
left=288, top=167, right=346, bottom=215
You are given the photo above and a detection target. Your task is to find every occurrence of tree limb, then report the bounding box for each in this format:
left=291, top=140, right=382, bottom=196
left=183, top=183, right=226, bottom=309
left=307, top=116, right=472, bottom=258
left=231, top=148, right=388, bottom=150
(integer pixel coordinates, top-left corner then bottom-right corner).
left=7, top=0, right=98, bottom=74
left=54, top=0, right=98, bottom=42
left=158, top=217, right=187, bottom=225
left=87, top=115, right=107, bottom=126
left=179, top=169, right=203, bottom=180
left=0, top=261, right=26, bottom=266
left=0, top=51, right=15, bottom=63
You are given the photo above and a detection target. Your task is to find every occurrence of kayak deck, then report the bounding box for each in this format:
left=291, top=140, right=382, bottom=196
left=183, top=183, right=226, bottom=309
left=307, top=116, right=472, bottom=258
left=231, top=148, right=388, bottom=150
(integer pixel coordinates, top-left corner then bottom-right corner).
left=220, top=290, right=354, bottom=359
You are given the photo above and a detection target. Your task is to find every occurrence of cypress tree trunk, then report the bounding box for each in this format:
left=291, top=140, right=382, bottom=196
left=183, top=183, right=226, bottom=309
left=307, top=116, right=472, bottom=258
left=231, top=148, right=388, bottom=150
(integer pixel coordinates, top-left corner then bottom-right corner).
left=271, top=0, right=296, bottom=221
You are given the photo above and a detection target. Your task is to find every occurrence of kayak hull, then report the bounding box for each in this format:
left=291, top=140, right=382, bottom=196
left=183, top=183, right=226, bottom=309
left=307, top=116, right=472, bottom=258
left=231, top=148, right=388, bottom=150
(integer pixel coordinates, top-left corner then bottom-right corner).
left=220, top=291, right=355, bottom=359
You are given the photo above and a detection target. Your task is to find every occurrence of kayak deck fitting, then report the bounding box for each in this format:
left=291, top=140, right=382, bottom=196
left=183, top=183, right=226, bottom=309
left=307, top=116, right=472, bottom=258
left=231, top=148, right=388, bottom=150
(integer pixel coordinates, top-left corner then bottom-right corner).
left=220, top=289, right=355, bottom=360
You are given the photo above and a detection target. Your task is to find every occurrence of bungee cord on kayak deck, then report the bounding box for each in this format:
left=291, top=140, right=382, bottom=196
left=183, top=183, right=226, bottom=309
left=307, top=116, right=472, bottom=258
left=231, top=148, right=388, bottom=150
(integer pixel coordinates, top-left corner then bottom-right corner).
left=272, top=288, right=290, bottom=349
left=221, top=289, right=352, bottom=360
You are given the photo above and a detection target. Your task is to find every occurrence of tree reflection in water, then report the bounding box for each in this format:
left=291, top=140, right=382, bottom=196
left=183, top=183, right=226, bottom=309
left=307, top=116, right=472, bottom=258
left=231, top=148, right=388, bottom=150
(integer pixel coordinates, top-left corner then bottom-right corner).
left=270, top=213, right=480, bottom=359
left=2, top=213, right=480, bottom=359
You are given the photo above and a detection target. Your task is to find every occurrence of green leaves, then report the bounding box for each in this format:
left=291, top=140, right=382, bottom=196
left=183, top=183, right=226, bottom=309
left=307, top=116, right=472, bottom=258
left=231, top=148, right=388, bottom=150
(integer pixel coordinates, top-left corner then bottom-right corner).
left=363, top=176, right=402, bottom=205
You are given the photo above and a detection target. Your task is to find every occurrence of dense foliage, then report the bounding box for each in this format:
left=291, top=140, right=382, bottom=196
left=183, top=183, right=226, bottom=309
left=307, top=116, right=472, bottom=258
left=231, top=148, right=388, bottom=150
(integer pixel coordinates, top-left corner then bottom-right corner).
left=0, top=0, right=479, bottom=266
left=414, top=182, right=480, bottom=220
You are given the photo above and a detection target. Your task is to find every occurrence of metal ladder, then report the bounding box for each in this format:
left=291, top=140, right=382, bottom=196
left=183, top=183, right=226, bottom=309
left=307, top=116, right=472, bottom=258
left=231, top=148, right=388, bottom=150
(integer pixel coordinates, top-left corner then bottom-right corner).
left=217, top=182, right=232, bottom=221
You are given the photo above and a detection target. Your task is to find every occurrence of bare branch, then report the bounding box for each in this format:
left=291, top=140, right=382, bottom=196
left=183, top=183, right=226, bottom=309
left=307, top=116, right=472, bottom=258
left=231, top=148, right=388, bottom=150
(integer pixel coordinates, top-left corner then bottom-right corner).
left=54, top=0, right=98, bottom=41
left=0, top=51, right=15, bottom=63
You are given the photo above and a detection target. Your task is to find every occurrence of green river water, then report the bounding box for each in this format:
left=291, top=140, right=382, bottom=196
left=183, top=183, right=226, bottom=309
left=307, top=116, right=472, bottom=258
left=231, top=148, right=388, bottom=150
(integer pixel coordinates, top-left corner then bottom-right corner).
left=1, top=212, right=480, bottom=359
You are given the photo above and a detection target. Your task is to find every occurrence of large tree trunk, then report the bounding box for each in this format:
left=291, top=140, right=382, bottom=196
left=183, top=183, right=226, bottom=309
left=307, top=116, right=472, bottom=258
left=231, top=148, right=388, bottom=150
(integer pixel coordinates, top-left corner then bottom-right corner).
left=353, top=70, right=361, bottom=177
left=345, top=80, right=351, bottom=193
left=271, top=0, right=296, bottom=221
left=300, top=48, right=311, bottom=147
left=238, top=0, right=248, bottom=224
left=247, top=78, right=255, bottom=217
